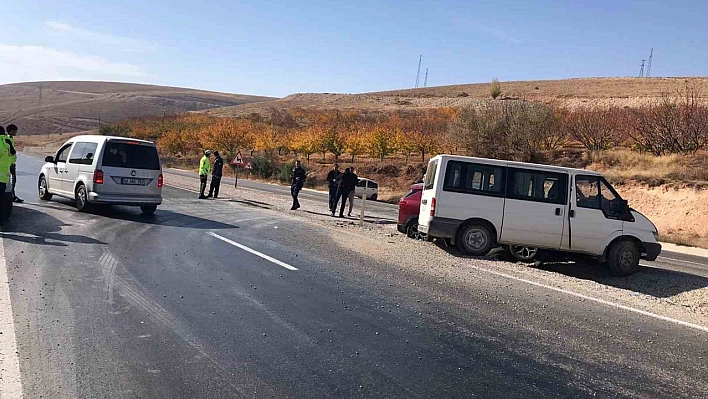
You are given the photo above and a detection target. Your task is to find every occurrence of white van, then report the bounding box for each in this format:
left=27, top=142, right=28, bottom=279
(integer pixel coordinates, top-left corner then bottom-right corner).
left=418, top=155, right=661, bottom=276
left=38, top=135, right=163, bottom=214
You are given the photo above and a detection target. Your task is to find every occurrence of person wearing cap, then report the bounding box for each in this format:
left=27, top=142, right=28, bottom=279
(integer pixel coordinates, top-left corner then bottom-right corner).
left=199, top=150, right=211, bottom=199
left=207, top=151, right=223, bottom=198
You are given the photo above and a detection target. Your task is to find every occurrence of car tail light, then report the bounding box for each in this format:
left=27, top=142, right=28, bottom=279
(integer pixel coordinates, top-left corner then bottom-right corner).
left=430, top=197, right=436, bottom=217
left=157, top=174, right=163, bottom=188
left=93, top=169, right=104, bottom=184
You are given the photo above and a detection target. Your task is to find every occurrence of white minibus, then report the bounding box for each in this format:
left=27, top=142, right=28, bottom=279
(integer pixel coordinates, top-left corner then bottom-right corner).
left=418, top=155, right=661, bottom=276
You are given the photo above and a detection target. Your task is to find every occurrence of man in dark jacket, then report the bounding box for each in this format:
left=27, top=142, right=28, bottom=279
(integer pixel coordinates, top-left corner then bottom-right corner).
left=326, top=163, right=341, bottom=213
left=333, top=167, right=357, bottom=218
left=207, top=151, right=224, bottom=198
left=290, top=160, right=306, bottom=210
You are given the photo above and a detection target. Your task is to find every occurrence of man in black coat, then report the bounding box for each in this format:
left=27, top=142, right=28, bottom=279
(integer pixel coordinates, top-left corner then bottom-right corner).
left=333, top=167, right=357, bottom=218
left=207, top=151, right=224, bottom=198
left=290, top=160, right=306, bottom=210
left=326, top=163, right=341, bottom=213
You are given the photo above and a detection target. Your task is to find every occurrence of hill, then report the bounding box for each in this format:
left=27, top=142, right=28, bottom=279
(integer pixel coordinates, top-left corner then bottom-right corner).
left=0, top=81, right=275, bottom=135
left=205, top=77, right=708, bottom=118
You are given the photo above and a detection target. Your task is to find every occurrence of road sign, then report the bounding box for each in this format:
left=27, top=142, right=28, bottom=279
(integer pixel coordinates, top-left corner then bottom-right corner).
left=245, top=162, right=252, bottom=169
left=231, top=151, right=244, bottom=166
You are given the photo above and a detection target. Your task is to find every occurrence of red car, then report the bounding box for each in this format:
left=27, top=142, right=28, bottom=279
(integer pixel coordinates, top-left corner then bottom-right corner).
left=397, top=183, right=425, bottom=239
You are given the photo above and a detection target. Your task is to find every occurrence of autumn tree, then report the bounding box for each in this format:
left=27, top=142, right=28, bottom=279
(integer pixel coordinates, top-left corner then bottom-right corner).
left=366, top=123, right=397, bottom=161
left=200, top=118, right=254, bottom=160
left=564, top=106, right=624, bottom=152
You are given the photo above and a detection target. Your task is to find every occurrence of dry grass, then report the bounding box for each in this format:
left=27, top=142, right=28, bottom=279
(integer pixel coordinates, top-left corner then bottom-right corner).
left=587, top=149, right=708, bottom=187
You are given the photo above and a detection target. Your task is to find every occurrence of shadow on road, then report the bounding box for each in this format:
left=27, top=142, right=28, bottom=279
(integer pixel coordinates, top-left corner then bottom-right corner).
left=91, top=206, right=240, bottom=230
left=303, top=209, right=397, bottom=225
left=535, top=261, right=708, bottom=298
left=1, top=206, right=107, bottom=247
left=228, top=199, right=272, bottom=209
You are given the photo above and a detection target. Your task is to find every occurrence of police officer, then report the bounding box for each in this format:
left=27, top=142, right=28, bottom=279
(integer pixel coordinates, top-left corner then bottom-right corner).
left=290, top=160, right=306, bottom=210
left=326, top=163, right=341, bottom=213
left=207, top=151, right=223, bottom=198
left=5, top=124, right=21, bottom=203
left=0, top=126, right=16, bottom=222
left=199, top=150, right=211, bottom=199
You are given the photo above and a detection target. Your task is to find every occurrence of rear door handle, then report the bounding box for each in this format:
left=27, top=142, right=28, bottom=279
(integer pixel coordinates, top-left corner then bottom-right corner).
left=555, top=207, right=561, bottom=216
left=569, top=209, right=575, bottom=218
left=421, top=199, right=428, bottom=205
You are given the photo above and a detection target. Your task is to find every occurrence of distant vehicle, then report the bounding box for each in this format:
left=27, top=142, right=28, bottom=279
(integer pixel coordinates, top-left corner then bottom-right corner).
left=38, top=135, right=163, bottom=215
left=418, top=154, right=661, bottom=275
left=397, top=183, right=424, bottom=239
left=355, top=178, right=378, bottom=200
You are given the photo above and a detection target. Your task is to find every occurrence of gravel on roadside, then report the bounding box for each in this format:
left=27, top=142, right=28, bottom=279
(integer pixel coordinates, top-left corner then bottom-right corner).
left=164, top=171, right=708, bottom=329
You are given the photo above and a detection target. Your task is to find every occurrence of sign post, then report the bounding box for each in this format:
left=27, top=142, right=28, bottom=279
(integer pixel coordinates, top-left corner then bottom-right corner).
left=231, top=151, right=245, bottom=188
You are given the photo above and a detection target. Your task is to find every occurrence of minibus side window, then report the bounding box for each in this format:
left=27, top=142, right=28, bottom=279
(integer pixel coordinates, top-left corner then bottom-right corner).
left=507, top=168, right=568, bottom=205
left=443, top=160, right=505, bottom=196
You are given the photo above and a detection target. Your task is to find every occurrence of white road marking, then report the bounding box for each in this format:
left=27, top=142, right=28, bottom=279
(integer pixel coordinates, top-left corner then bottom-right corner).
left=0, top=237, right=23, bottom=398
left=207, top=232, right=298, bottom=271
left=658, top=256, right=708, bottom=268
left=467, top=263, right=708, bottom=333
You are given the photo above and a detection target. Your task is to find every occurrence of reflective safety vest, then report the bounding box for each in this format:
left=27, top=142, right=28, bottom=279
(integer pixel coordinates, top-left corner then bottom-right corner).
left=199, top=155, right=210, bottom=175
left=7, top=135, right=16, bottom=164
left=0, top=136, right=12, bottom=184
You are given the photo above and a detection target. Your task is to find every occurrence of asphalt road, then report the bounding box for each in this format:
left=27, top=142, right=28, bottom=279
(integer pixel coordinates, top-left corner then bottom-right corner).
left=1, top=153, right=707, bottom=398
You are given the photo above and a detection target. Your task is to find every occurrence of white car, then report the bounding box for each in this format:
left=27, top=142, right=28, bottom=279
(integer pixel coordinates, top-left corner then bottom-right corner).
left=418, top=154, right=661, bottom=276
left=38, top=135, right=163, bottom=214
left=355, top=178, right=378, bottom=200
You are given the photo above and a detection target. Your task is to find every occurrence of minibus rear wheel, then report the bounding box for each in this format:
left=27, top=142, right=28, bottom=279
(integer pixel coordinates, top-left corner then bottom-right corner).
left=456, top=223, right=494, bottom=256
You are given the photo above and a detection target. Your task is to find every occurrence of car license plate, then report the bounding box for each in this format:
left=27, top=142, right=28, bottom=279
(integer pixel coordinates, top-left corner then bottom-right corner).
left=121, top=178, right=144, bottom=185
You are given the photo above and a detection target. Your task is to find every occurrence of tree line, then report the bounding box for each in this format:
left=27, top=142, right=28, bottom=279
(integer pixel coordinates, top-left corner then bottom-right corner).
left=100, top=84, right=708, bottom=164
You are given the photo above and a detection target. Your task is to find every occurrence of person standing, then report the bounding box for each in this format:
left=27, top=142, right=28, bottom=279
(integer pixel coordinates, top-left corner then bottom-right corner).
left=326, top=163, right=341, bottom=213
left=5, top=124, right=21, bottom=203
left=346, top=167, right=358, bottom=216
left=199, top=150, right=211, bottom=199
left=0, top=126, right=15, bottom=221
left=207, top=151, right=223, bottom=198
left=290, top=160, right=306, bottom=210
left=333, top=167, right=357, bottom=217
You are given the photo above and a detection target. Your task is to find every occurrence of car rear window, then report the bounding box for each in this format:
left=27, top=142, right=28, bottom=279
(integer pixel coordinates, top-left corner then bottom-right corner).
left=102, top=141, right=160, bottom=170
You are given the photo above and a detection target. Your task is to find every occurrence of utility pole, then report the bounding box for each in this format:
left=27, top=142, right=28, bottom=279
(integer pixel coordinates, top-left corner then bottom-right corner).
left=423, top=68, right=429, bottom=88
left=639, top=60, right=645, bottom=77
left=415, top=55, right=422, bottom=88
left=646, top=48, right=653, bottom=78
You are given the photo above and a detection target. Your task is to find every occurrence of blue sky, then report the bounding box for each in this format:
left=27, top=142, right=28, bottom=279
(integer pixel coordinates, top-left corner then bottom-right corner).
left=1, top=0, right=706, bottom=97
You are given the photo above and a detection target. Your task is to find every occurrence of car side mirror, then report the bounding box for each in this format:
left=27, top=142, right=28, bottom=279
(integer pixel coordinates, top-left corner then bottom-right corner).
left=45, top=156, right=54, bottom=163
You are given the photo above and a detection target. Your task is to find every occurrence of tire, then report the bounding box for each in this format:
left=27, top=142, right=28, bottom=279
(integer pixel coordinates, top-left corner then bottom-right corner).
left=1, top=193, right=12, bottom=223
left=506, top=245, right=539, bottom=263
left=406, top=219, right=426, bottom=240
left=370, top=193, right=378, bottom=201
left=140, top=205, right=157, bottom=215
left=606, top=240, right=640, bottom=276
left=75, top=184, right=90, bottom=212
left=38, top=175, right=53, bottom=200
left=456, top=223, right=494, bottom=256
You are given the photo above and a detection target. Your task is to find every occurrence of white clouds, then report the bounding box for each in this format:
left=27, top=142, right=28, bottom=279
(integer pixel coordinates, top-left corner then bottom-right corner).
left=0, top=44, right=147, bottom=84
left=44, top=20, right=154, bottom=53
left=474, top=23, right=522, bottom=45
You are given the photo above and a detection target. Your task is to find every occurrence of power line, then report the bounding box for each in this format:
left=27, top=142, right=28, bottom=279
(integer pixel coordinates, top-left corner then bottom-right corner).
left=639, top=60, right=645, bottom=77
left=646, top=48, right=653, bottom=78
left=415, top=55, right=422, bottom=88
left=423, top=68, right=429, bottom=88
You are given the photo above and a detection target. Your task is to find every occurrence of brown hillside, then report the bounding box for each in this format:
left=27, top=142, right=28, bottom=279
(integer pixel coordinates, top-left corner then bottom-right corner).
left=205, top=77, right=708, bottom=118
left=0, top=81, right=275, bottom=135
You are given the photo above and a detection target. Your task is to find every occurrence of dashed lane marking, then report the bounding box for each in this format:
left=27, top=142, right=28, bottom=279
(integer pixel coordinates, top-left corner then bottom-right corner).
left=207, top=232, right=298, bottom=271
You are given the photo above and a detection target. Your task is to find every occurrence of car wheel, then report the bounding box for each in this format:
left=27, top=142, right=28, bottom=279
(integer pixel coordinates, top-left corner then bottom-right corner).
left=456, top=223, right=494, bottom=256
left=370, top=193, right=378, bottom=201
left=1, top=192, right=12, bottom=223
left=406, top=220, right=426, bottom=240
left=506, top=245, right=539, bottom=263
left=75, top=184, right=90, bottom=212
left=140, top=205, right=157, bottom=215
left=38, top=175, right=53, bottom=200
left=607, top=240, right=640, bottom=276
